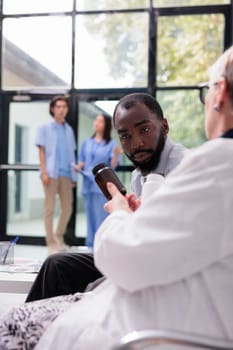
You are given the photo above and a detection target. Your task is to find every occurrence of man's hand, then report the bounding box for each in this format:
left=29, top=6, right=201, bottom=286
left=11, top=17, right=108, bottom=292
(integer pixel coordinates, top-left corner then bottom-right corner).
left=104, top=182, right=141, bottom=214
left=127, top=193, right=141, bottom=212
left=73, top=162, right=84, bottom=172
left=104, top=182, right=131, bottom=214
left=41, top=172, right=49, bottom=186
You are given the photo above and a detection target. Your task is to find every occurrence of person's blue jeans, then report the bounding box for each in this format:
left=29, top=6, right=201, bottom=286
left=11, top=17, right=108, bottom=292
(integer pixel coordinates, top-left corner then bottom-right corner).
left=83, top=193, right=108, bottom=248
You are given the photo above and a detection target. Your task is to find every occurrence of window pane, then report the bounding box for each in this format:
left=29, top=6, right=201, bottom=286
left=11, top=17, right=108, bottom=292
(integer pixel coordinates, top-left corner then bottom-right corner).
left=154, top=0, right=229, bottom=6
left=7, top=100, right=73, bottom=239
left=75, top=13, right=148, bottom=88
left=157, top=14, right=224, bottom=86
left=77, top=0, right=149, bottom=11
left=7, top=170, right=45, bottom=238
left=8, top=100, right=51, bottom=165
left=7, top=169, right=72, bottom=240
left=3, top=0, right=73, bottom=14
left=157, top=90, right=206, bottom=148
left=2, top=17, right=72, bottom=90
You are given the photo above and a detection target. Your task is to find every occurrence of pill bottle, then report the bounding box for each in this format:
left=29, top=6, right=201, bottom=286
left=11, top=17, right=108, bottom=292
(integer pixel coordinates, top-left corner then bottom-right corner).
left=92, top=162, right=127, bottom=200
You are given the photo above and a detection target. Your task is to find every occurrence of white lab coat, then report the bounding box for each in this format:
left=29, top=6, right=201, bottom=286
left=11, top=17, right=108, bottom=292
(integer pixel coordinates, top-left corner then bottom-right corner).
left=35, top=137, right=233, bottom=350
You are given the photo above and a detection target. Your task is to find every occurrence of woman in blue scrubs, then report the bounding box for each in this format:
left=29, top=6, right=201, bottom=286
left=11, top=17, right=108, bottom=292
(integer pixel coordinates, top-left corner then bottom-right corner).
left=74, top=113, right=121, bottom=248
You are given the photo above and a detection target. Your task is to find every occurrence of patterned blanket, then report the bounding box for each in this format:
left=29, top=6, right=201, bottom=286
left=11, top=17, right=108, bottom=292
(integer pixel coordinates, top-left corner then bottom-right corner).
left=0, top=293, right=82, bottom=350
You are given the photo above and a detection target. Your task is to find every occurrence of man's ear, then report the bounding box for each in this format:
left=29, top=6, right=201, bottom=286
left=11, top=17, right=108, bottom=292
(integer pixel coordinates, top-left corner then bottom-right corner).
left=162, top=118, right=169, bottom=135
left=215, top=78, right=227, bottom=109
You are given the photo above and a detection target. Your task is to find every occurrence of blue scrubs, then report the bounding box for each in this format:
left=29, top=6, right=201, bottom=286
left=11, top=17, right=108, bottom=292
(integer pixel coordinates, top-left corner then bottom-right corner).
left=35, top=120, right=76, bottom=181
left=78, top=137, right=120, bottom=248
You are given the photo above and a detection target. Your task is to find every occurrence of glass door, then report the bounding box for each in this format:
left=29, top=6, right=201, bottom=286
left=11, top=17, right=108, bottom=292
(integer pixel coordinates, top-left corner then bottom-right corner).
left=0, top=94, right=78, bottom=244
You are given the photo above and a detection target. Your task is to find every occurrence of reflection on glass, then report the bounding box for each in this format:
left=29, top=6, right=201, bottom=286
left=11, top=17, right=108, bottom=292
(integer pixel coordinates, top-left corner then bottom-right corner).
left=2, top=17, right=72, bottom=89
left=154, top=0, right=229, bottom=6
left=157, top=89, right=206, bottom=148
left=157, top=14, right=224, bottom=86
left=77, top=0, right=149, bottom=11
left=3, top=0, right=73, bottom=14
left=75, top=12, right=148, bottom=88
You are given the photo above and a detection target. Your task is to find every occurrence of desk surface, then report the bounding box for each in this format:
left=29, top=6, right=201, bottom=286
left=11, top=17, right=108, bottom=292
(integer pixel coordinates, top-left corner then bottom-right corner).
left=0, top=271, right=37, bottom=293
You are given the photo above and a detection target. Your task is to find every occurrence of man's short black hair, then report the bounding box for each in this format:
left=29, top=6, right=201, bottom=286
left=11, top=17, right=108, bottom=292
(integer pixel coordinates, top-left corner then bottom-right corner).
left=113, top=93, right=164, bottom=126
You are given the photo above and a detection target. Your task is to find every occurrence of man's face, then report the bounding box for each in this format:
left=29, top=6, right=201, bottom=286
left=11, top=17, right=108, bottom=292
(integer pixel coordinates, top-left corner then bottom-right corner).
left=52, top=100, right=69, bottom=123
left=114, top=103, right=168, bottom=175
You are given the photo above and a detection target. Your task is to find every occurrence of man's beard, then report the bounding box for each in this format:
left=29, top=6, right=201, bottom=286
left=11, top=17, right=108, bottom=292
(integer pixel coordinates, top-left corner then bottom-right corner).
left=126, top=131, right=166, bottom=176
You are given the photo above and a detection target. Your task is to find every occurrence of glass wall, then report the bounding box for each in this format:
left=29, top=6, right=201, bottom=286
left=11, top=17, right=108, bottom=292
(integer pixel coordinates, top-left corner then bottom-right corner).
left=2, top=17, right=72, bottom=89
left=6, top=100, right=52, bottom=238
left=157, top=14, right=225, bottom=86
left=75, top=12, right=149, bottom=89
left=5, top=98, right=132, bottom=240
left=157, top=90, right=206, bottom=147
left=3, top=0, right=73, bottom=14
left=154, top=0, right=230, bottom=6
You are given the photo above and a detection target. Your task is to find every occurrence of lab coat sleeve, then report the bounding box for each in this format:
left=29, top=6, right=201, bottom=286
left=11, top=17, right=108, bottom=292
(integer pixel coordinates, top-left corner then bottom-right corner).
left=94, top=143, right=232, bottom=292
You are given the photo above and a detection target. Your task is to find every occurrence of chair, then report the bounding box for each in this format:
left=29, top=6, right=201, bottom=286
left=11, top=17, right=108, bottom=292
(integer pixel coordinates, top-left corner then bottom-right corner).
left=112, top=329, right=233, bottom=350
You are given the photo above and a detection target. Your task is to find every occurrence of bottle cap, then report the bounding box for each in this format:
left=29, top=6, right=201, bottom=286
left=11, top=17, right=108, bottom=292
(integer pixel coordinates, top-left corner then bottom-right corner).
left=92, top=163, right=108, bottom=176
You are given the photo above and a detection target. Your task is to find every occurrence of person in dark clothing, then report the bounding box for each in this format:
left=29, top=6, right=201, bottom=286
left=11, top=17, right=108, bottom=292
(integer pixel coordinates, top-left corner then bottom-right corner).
left=26, top=253, right=103, bottom=301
